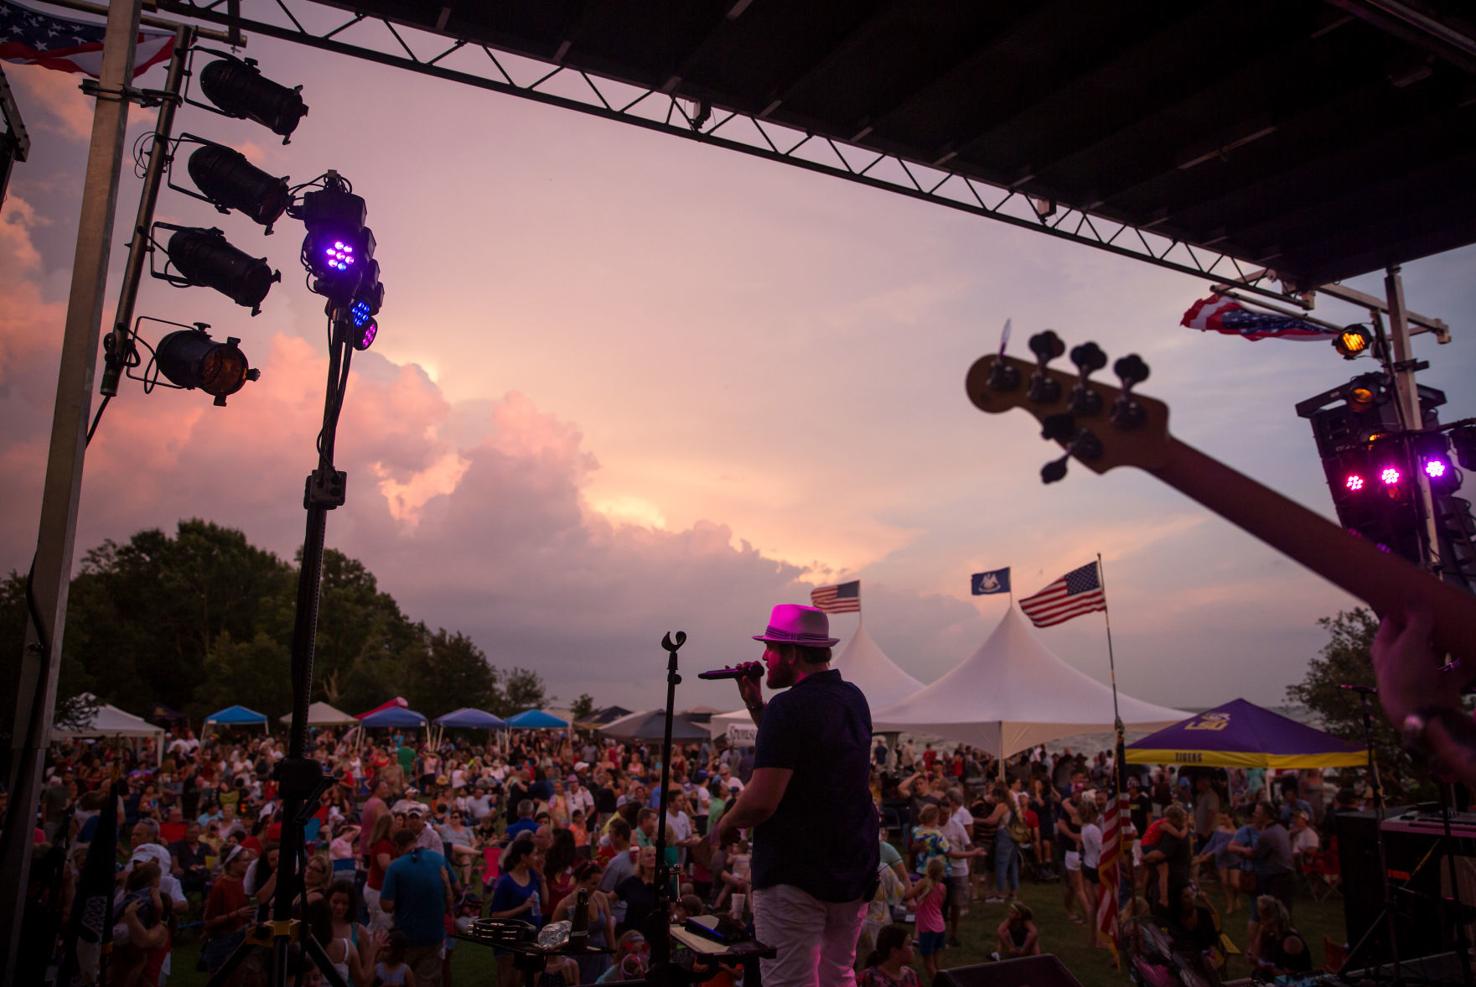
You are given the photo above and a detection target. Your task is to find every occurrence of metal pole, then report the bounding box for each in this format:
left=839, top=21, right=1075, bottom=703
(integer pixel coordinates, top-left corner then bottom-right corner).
left=1095, top=554, right=1122, bottom=727
left=101, top=23, right=193, bottom=398
left=1385, top=265, right=1443, bottom=571
left=0, top=1, right=143, bottom=977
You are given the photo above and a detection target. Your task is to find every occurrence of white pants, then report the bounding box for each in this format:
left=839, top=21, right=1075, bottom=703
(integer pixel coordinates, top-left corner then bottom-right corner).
left=363, top=885, right=393, bottom=934
left=752, top=885, right=867, bottom=987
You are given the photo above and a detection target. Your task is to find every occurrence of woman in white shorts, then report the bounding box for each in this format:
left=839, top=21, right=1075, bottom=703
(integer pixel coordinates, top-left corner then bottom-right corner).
left=1057, top=798, right=1089, bottom=924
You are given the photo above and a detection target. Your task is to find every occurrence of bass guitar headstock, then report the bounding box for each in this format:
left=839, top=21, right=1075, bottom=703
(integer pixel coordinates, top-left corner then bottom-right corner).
left=966, top=330, right=1173, bottom=482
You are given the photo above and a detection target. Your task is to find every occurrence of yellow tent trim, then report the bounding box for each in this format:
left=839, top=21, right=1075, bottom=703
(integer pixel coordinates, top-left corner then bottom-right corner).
left=1124, top=748, right=1369, bottom=769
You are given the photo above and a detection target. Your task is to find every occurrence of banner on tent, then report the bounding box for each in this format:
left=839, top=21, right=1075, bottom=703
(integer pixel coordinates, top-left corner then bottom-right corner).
left=725, top=723, right=757, bottom=747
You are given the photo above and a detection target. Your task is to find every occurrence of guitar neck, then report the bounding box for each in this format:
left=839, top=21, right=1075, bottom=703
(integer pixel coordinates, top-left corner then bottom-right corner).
left=1156, top=437, right=1476, bottom=659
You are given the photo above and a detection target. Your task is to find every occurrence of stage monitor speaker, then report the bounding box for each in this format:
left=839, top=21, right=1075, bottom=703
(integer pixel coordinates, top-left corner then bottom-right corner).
left=934, top=954, right=1084, bottom=987
left=1337, top=807, right=1476, bottom=966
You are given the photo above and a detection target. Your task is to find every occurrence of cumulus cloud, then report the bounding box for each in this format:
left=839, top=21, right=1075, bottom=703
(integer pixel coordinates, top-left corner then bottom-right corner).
left=0, top=197, right=856, bottom=705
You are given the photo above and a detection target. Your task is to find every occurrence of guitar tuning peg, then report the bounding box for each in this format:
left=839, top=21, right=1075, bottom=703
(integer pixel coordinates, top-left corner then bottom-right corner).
left=1114, top=354, right=1150, bottom=390
left=1028, top=331, right=1065, bottom=366
left=1027, top=331, right=1065, bottom=404
left=1041, top=412, right=1076, bottom=443
left=1070, top=342, right=1107, bottom=376
left=1068, top=342, right=1106, bottom=416
left=1111, top=354, right=1151, bottom=430
left=1040, top=425, right=1105, bottom=483
left=986, top=359, right=1021, bottom=392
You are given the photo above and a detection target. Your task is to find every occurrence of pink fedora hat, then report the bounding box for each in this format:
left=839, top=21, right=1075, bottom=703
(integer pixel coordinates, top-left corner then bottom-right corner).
left=752, top=604, right=840, bottom=647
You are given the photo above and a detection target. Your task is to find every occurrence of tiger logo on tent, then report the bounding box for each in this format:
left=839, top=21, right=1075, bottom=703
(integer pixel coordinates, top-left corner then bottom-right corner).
left=1185, top=712, right=1231, bottom=731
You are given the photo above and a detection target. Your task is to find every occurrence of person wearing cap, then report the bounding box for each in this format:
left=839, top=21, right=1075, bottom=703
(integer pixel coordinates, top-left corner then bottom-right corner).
left=393, top=798, right=443, bottom=854
left=712, top=603, right=879, bottom=987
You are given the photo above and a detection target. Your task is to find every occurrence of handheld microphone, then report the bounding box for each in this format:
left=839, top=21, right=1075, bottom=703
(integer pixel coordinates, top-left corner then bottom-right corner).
left=697, top=662, right=763, bottom=681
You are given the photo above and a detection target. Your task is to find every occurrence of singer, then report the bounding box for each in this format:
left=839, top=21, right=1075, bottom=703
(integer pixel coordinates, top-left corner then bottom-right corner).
left=711, top=603, right=879, bottom=987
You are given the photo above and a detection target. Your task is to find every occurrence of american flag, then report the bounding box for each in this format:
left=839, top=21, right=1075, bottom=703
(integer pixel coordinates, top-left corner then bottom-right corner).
left=1181, top=294, right=1332, bottom=341
left=1018, top=562, right=1105, bottom=627
left=0, top=0, right=175, bottom=80
left=810, top=580, right=860, bottom=613
left=1095, top=783, right=1124, bottom=957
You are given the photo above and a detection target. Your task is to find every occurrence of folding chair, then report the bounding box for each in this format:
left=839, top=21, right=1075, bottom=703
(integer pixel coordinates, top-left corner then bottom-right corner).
left=1298, top=836, right=1341, bottom=902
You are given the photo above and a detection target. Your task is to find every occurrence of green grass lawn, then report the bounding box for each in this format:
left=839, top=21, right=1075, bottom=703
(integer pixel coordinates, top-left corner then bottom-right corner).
left=163, top=878, right=1347, bottom=987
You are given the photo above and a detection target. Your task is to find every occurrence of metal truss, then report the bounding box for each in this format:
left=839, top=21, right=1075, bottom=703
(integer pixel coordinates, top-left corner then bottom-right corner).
left=159, top=0, right=1300, bottom=303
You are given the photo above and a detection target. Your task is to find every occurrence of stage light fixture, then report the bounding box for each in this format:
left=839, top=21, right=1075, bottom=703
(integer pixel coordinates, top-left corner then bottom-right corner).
left=1347, top=383, right=1377, bottom=411
left=1333, top=324, right=1372, bottom=359
left=346, top=264, right=384, bottom=351
left=1425, top=457, right=1449, bottom=480
left=1454, top=425, right=1476, bottom=470
left=1380, top=466, right=1401, bottom=486
left=155, top=328, right=259, bottom=405
left=198, top=55, right=308, bottom=140
left=1344, top=474, right=1365, bottom=492
left=296, top=181, right=374, bottom=303
left=164, top=226, right=281, bottom=315
left=186, top=143, right=290, bottom=232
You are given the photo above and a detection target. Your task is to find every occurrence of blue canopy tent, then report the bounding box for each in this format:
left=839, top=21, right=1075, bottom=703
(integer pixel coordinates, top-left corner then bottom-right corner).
left=435, top=708, right=506, bottom=729
left=358, top=706, right=428, bottom=729
left=507, top=709, right=568, bottom=730
left=203, top=705, right=268, bottom=735
left=432, top=707, right=506, bottom=747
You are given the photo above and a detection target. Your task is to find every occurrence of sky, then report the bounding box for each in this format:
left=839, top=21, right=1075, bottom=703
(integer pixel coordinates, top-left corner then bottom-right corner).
left=2, top=4, right=1474, bottom=715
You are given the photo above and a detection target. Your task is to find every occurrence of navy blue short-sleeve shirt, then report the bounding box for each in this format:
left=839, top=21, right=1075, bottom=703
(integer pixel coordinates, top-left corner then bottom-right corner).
left=752, top=668, right=879, bottom=902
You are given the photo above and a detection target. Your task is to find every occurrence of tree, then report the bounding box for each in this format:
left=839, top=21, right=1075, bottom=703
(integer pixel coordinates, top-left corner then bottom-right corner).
left=406, top=630, right=501, bottom=718
left=61, top=520, right=294, bottom=715
left=8, top=519, right=541, bottom=726
left=311, top=550, right=422, bottom=707
left=570, top=693, right=596, bottom=723
left=194, top=631, right=294, bottom=718
left=0, top=572, right=95, bottom=751
left=498, top=667, right=551, bottom=717
left=1286, top=608, right=1428, bottom=799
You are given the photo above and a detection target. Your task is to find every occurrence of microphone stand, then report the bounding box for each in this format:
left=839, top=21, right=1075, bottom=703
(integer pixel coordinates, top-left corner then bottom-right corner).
left=1338, top=689, right=1401, bottom=985
left=647, top=631, right=687, bottom=987
left=1437, top=779, right=1474, bottom=987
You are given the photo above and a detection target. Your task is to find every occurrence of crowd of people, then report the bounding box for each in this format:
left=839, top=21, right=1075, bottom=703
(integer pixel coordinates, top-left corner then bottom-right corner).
left=18, top=713, right=1361, bottom=987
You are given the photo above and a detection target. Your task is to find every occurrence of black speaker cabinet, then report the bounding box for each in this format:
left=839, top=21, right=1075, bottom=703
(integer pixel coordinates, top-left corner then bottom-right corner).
left=1337, top=808, right=1476, bottom=966
left=934, top=954, right=1084, bottom=987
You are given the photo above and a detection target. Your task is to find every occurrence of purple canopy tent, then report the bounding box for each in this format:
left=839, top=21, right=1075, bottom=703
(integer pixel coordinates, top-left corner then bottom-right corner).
left=1125, top=698, right=1365, bottom=771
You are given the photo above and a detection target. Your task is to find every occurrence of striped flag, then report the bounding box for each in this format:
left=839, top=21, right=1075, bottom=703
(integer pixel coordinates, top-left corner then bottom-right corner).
left=1095, top=784, right=1124, bottom=958
left=810, top=580, right=860, bottom=614
left=0, top=0, right=176, bottom=79
left=1018, top=562, right=1105, bottom=627
left=1181, top=294, right=1333, bottom=341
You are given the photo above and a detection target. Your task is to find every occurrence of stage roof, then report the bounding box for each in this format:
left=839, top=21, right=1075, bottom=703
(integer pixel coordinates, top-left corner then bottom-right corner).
left=319, top=0, right=1476, bottom=289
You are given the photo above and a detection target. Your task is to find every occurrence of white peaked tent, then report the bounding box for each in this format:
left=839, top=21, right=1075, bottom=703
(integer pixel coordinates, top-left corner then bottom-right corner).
left=52, top=695, right=166, bottom=764
left=278, top=701, right=357, bottom=727
left=710, top=623, right=927, bottom=737
left=871, top=607, right=1190, bottom=758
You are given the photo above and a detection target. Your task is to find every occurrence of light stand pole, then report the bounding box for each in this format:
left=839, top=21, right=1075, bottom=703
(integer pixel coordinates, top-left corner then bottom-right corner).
left=99, top=22, right=194, bottom=398
left=205, top=307, right=354, bottom=987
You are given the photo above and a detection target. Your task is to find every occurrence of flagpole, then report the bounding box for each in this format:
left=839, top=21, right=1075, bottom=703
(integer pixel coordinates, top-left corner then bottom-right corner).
left=1096, top=553, right=1122, bottom=731
left=1096, top=553, right=1129, bottom=963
